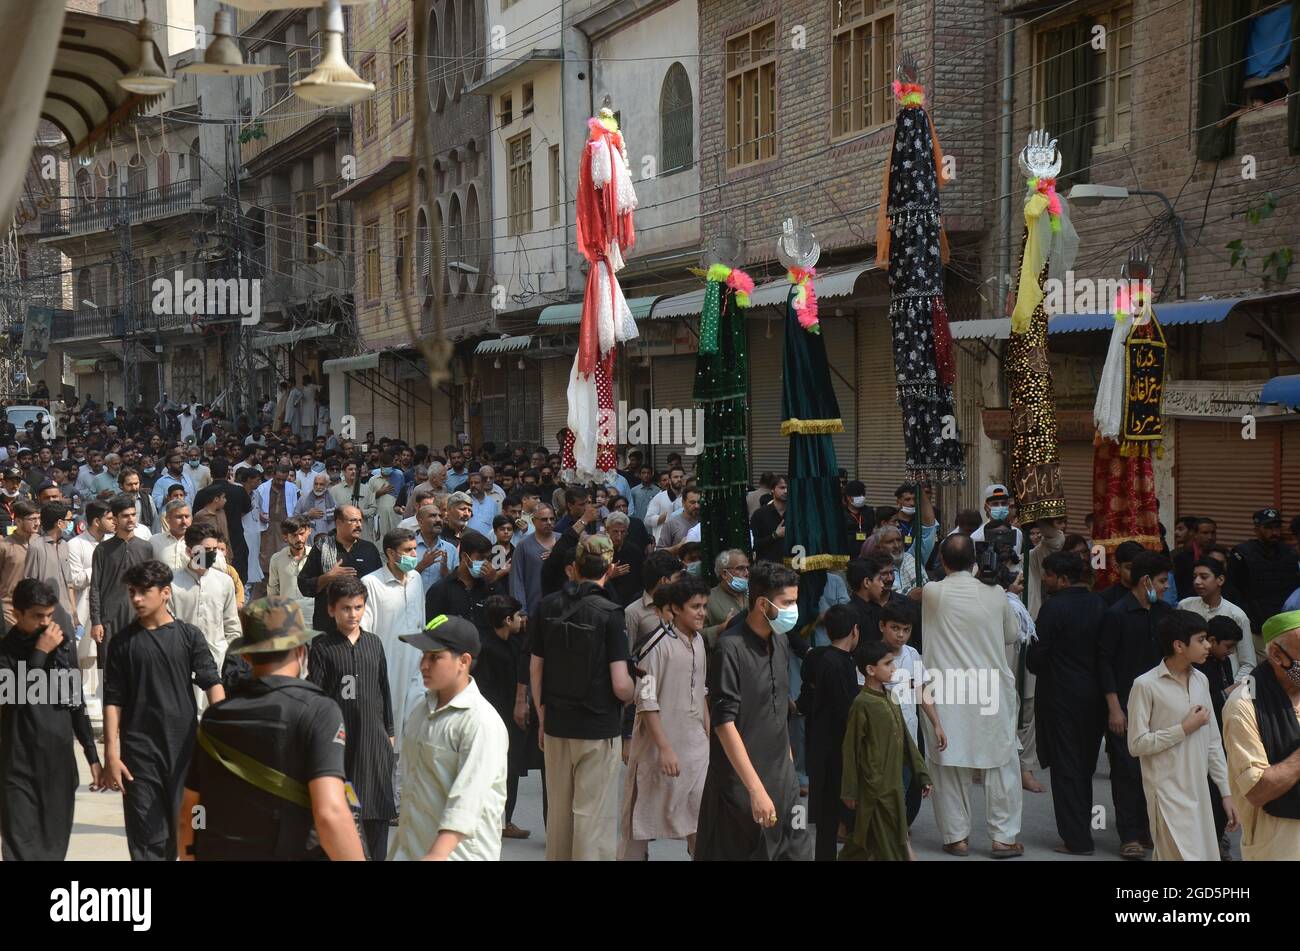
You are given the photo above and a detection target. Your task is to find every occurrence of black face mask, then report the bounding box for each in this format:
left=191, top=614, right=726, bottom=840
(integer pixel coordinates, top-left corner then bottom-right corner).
left=203, top=549, right=219, bottom=568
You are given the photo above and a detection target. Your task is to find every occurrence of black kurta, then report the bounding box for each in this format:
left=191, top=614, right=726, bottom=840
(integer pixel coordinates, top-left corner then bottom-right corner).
left=475, top=629, right=527, bottom=778
left=0, top=625, right=98, bottom=860
left=695, top=619, right=810, bottom=861
left=798, top=644, right=859, bottom=861
left=88, top=535, right=155, bottom=664
left=1026, top=585, right=1108, bottom=775
left=103, top=617, right=220, bottom=861
left=307, top=630, right=397, bottom=821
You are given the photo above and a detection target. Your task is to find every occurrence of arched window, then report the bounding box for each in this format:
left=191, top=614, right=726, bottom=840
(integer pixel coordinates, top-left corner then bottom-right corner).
left=447, top=191, right=463, bottom=298
left=659, top=63, right=693, bottom=174
left=443, top=0, right=460, bottom=101
left=426, top=6, right=444, bottom=114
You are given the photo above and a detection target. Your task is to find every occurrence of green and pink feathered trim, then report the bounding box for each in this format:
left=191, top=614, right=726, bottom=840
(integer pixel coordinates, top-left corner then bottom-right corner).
left=706, top=262, right=754, bottom=307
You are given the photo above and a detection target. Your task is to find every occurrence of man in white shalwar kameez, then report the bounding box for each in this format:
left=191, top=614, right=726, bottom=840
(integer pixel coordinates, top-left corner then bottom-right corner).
left=920, top=534, right=1024, bottom=857
left=1127, top=610, right=1238, bottom=861
left=361, top=531, right=427, bottom=794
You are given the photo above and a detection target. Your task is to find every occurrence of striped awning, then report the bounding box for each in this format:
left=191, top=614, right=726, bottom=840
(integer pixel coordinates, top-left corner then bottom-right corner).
left=475, top=335, right=533, bottom=354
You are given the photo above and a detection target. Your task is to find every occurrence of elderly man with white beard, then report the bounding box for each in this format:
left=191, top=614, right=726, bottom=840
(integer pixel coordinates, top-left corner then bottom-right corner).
left=920, top=533, right=1024, bottom=858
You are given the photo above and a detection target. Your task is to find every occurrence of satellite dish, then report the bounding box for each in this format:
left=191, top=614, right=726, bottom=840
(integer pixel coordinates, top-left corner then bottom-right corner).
left=776, top=215, right=819, bottom=270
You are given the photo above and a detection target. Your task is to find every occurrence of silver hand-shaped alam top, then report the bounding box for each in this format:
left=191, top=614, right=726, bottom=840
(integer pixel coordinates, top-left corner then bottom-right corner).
left=896, top=50, right=919, bottom=85
left=702, top=233, right=743, bottom=269
left=1121, top=242, right=1152, bottom=282
left=776, top=215, right=820, bottom=270
left=1018, top=129, right=1062, bottom=180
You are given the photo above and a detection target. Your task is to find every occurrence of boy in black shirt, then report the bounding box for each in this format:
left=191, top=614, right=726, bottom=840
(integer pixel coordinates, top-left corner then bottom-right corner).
left=480, top=594, right=529, bottom=839
left=1196, top=614, right=1242, bottom=860
left=797, top=603, right=860, bottom=861
left=103, top=560, right=224, bottom=861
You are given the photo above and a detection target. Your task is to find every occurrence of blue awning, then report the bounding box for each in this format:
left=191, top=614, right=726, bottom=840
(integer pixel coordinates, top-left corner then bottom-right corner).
left=1260, top=374, right=1300, bottom=408
left=949, top=296, right=1275, bottom=340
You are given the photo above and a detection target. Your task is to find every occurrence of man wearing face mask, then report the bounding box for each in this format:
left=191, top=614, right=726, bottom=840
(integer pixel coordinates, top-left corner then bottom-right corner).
left=365, top=453, right=403, bottom=544
left=702, top=549, right=749, bottom=655
left=0, top=468, right=27, bottom=531
left=361, top=529, right=429, bottom=779
left=185, top=446, right=211, bottom=491
left=168, top=524, right=241, bottom=712
left=24, top=501, right=78, bottom=633
left=1097, top=550, right=1172, bottom=860
left=425, top=529, right=495, bottom=634
left=695, top=560, right=811, bottom=861
left=840, top=480, right=876, bottom=557
left=1221, top=610, right=1300, bottom=860
left=970, top=483, right=1024, bottom=553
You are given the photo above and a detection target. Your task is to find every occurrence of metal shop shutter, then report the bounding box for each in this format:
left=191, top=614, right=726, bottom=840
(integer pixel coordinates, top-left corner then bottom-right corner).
left=540, top=357, right=570, bottom=454
left=856, top=311, right=908, bottom=506
left=1057, top=438, right=1094, bottom=537
left=1283, top=423, right=1300, bottom=545
left=650, top=353, right=697, bottom=471
left=1176, top=419, right=1280, bottom=547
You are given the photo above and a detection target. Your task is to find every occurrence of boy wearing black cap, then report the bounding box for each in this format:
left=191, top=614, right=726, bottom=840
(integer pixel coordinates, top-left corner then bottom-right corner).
left=389, top=614, right=509, bottom=861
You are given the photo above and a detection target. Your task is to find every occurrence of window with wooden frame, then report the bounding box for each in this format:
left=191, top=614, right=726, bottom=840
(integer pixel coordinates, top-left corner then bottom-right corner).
left=830, top=0, right=896, bottom=139
left=363, top=220, right=381, bottom=300
left=507, top=131, right=533, bottom=235
left=521, top=81, right=534, bottom=117
left=499, top=93, right=513, bottom=128
left=296, top=192, right=317, bottom=262
left=391, top=31, right=411, bottom=123
left=549, top=145, right=561, bottom=225
left=315, top=184, right=333, bottom=260
left=725, top=20, right=777, bottom=168
left=359, top=58, right=377, bottom=138
left=1092, top=4, right=1132, bottom=147
left=1242, top=0, right=1290, bottom=107
left=394, top=207, right=410, bottom=292
left=288, top=45, right=312, bottom=84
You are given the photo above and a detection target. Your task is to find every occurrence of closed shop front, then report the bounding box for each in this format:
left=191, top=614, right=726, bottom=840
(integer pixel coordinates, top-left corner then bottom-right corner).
left=540, top=357, right=569, bottom=452
left=1057, top=439, right=1094, bottom=537
left=856, top=311, right=907, bottom=506
left=747, top=313, right=857, bottom=484
left=650, top=353, right=697, bottom=471
left=1175, top=419, right=1285, bottom=547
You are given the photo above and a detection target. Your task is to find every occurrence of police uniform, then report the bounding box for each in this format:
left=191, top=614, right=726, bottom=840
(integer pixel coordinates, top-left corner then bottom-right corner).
left=1229, top=508, right=1300, bottom=634
left=184, top=598, right=350, bottom=861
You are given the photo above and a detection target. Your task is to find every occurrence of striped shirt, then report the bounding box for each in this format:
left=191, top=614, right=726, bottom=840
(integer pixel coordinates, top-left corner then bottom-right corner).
left=307, top=629, right=397, bottom=821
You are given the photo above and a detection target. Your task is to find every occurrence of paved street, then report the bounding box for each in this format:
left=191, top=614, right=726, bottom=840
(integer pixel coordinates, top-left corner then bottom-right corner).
left=62, top=736, right=1243, bottom=862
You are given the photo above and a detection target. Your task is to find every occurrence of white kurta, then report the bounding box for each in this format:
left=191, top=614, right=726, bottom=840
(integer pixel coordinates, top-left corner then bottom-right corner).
left=150, top=532, right=190, bottom=573
left=366, top=474, right=401, bottom=544
left=1127, top=661, right=1230, bottom=861
left=241, top=506, right=264, bottom=584
left=920, top=571, right=1020, bottom=768
left=362, top=566, right=427, bottom=751
left=169, top=567, right=241, bottom=711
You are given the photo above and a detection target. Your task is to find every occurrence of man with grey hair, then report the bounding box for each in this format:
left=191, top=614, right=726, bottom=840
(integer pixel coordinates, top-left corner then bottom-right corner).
left=90, top=453, right=123, bottom=499
left=480, top=465, right=506, bottom=507
left=444, top=490, right=473, bottom=546
left=704, top=549, right=750, bottom=654
left=150, top=499, right=194, bottom=572
left=399, top=484, right=437, bottom=530
left=604, top=511, right=643, bottom=607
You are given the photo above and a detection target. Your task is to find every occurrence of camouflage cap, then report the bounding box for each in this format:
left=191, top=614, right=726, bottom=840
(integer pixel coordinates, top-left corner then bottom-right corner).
left=578, top=532, right=614, bottom=566
left=446, top=490, right=473, bottom=508
left=229, top=597, right=321, bottom=654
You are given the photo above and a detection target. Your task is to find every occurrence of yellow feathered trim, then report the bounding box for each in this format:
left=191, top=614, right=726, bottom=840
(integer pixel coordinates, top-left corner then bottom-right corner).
left=780, top=418, right=844, bottom=436
left=706, top=263, right=731, bottom=283
left=783, top=554, right=851, bottom=572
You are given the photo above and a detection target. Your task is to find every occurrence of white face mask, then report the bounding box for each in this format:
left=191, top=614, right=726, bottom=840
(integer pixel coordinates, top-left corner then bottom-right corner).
left=850, top=496, right=867, bottom=508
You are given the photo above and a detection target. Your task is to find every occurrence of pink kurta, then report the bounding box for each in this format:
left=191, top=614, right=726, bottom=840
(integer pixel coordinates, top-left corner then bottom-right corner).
left=621, top=629, right=709, bottom=842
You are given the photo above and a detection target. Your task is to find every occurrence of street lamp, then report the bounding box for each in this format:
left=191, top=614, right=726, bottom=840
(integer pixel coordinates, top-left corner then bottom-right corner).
left=1068, top=183, right=1187, bottom=299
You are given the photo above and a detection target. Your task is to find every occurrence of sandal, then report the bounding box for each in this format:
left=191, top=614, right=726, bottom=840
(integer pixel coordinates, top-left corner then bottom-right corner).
left=1120, top=841, right=1145, bottom=860
left=1053, top=844, right=1093, bottom=855
left=991, top=842, right=1024, bottom=859
left=942, top=839, right=969, bottom=857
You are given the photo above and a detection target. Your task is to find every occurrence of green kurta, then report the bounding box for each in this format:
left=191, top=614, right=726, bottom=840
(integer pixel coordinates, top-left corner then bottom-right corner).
left=839, top=686, right=930, bottom=861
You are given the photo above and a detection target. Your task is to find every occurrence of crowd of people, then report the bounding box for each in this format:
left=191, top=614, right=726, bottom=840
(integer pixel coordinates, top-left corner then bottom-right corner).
left=0, top=391, right=1298, bottom=863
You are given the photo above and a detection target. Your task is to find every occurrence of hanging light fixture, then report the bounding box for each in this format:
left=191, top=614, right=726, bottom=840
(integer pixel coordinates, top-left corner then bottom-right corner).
left=118, top=16, right=176, bottom=95
left=294, top=0, right=375, bottom=106
left=179, top=8, right=276, bottom=76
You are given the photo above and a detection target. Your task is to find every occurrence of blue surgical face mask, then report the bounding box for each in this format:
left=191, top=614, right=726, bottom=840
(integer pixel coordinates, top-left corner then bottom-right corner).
left=990, top=505, right=1010, bottom=521
left=469, top=559, right=486, bottom=578
left=143, top=467, right=156, bottom=475
left=727, top=575, right=748, bottom=593
left=398, top=554, right=420, bottom=573
left=685, top=560, right=702, bottom=576
left=1146, top=582, right=1158, bottom=606
left=312, top=462, right=325, bottom=472
left=62, top=522, right=75, bottom=540
left=766, top=599, right=799, bottom=635
left=188, top=460, right=200, bottom=468
left=381, top=467, right=394, bottom=476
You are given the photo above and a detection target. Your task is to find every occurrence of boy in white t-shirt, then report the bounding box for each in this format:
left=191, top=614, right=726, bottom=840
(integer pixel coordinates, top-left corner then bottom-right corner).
left=878, top=602, right=946, bottom=826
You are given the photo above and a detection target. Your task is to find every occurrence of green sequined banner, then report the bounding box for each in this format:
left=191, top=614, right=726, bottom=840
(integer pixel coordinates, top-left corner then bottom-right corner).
left=694, top=282, right=749, bottom=582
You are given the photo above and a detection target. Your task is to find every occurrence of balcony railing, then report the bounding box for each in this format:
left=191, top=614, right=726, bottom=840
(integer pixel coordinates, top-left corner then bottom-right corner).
left=58, top=179, right=201, bottom=236
left=50, top=306, right=202, bottom=342
left=241, top=90, right=349, bottom=166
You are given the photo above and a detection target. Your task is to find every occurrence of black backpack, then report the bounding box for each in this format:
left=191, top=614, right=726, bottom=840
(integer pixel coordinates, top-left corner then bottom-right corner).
left=542, top=591, right=620, bottom=715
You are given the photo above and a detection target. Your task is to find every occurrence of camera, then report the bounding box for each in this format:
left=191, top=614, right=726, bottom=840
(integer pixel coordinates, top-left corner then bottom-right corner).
left=975, top=521, right=1019, bottom=586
